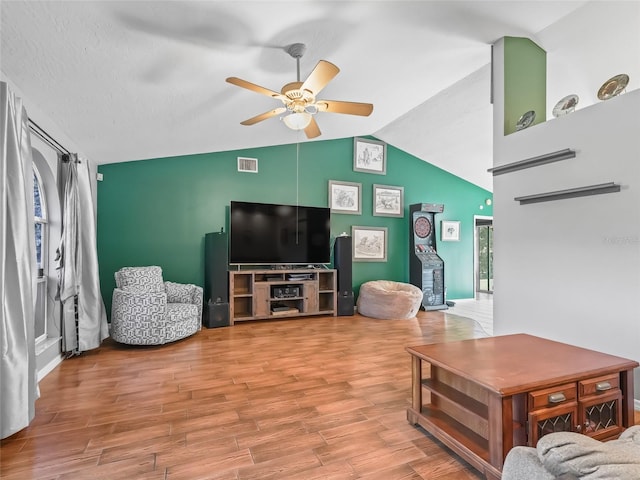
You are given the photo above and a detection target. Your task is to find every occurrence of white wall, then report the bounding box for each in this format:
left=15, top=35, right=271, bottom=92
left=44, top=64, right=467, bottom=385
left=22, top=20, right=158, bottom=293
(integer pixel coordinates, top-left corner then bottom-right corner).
left=493, top=89, right=640, bottom=399
left=540, top=1, right=640, bottom=118
left=0, top=71, right=82, bottom=154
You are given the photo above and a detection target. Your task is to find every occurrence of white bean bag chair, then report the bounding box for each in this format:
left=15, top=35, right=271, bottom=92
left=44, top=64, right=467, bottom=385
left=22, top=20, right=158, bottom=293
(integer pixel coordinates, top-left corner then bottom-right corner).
left=357, top=280, right=423, bottom=319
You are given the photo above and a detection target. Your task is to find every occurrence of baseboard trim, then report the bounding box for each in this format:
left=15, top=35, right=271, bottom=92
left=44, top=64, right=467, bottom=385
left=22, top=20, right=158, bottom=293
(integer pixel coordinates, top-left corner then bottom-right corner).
left=635, top=399, right=640, bottom=411
left=38, top=354, right=63, bottom=382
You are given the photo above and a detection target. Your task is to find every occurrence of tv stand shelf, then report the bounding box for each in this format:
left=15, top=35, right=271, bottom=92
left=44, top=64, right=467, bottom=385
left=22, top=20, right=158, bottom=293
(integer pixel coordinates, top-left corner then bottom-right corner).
left=229, top=268, right=337, bottom=324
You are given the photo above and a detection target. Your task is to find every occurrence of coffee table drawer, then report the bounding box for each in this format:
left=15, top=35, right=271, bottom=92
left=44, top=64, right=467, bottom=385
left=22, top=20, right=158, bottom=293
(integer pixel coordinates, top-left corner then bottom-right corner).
left=529, top=383, right=577, bottom=410
left=579, top=373, right=619, bottom=398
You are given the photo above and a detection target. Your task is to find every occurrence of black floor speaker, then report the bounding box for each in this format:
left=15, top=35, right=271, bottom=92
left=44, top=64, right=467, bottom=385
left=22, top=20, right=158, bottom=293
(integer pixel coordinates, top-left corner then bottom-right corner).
left=204, top=301, right=230, bottom=328
left=337, top=292, right=354, bottom=316
left=204, top=231, right=230, bottom=327
left=333, top=235, right=354, bottom=316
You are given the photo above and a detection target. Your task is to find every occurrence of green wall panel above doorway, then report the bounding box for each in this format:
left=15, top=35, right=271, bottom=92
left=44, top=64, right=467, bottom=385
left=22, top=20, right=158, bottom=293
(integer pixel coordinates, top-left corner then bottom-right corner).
left=503, top=36, right=547, bottom=135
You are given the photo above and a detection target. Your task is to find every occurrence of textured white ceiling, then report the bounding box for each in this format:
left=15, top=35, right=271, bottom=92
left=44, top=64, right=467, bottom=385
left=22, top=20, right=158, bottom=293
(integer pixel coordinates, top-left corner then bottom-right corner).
left=1, top=1, right=638, bottom=192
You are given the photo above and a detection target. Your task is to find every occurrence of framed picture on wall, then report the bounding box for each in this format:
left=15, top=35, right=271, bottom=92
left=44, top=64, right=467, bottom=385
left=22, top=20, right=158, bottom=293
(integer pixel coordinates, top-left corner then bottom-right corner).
left=373, top=184, right=404, bottom=217
left=329, top=180, right=362, bottom=215
left=353, top=137, right=386, bottom=175
left=441, top=220, right=460, bottom=241
left=352, top=226, right=388, bottom=262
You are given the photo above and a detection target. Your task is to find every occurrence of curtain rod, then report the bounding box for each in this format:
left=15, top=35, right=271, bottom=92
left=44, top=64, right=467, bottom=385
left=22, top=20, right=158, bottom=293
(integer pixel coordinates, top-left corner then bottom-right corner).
left=60, top=153, right=80, bottom=164
left=28, top=118, right=70, bottom=155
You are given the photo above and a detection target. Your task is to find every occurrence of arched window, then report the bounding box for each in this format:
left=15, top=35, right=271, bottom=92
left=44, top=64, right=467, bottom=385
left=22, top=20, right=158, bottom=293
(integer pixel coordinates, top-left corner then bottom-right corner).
left=33, top=165, right=48, bottom=342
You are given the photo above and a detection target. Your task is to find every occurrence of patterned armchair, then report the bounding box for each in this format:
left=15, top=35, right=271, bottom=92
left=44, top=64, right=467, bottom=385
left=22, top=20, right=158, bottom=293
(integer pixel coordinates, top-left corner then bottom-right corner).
left=110, top=266, right=202, bottom=345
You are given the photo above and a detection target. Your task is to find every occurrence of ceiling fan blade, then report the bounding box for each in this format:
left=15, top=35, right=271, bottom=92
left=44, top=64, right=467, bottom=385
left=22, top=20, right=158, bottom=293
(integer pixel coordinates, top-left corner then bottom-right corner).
left=226, top=77, right=286, bottom=101
left=240, top=107, right=287, bottom=126
left=304, top=117, right=321, bottom=139
left=300, top=60, right=339, bottom=95
left=316, top=100, right=373, bottom=116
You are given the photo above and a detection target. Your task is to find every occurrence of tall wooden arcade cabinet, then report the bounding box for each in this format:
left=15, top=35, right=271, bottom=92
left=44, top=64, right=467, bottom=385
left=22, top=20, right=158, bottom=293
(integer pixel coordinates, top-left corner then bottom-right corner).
left=409, top=203, right=447, bottom=311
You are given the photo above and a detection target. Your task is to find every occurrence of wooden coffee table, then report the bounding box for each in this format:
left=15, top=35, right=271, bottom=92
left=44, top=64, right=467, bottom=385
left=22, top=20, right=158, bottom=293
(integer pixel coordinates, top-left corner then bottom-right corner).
left=406, top=334, right=638, bottom=480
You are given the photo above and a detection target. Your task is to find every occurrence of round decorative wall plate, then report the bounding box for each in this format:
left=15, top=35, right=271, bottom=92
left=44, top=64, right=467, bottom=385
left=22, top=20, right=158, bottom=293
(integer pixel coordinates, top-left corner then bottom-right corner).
left=414, top=216, right=432, bottom=238
left=597, top=74, right=629, bottom=100
left=515, top=110, right=536, bottom=131
left=552, top=94, right=579, bottom=117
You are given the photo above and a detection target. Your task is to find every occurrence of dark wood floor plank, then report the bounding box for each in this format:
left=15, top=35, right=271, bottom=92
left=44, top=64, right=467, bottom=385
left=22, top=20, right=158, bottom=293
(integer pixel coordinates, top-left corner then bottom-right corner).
left=84, top=424, right=172, bottom=452
left=347, top=442, right=428, bottom=476
left=57, top=454, right=157, bottom=480
left=319, top=418, right=388, bottom=444
left=358, top=463, right=423, bottom=480
left=1, top=450, right=101, bottom=480
left=160, top=444, right=252, bottom=478
left=249, top=431, right=327, bottom=463
left=314, top=433, right=387, bottom=465
left=278, top=460, right=358, bottom=480
left=98, top=433, right=186, bottom=465
left=236, top=449, right=321, bottom=480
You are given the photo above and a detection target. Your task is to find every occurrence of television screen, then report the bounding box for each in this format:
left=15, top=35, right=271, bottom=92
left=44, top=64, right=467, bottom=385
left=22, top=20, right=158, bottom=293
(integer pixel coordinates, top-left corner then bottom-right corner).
left=230, top=201, right=331, bottom=265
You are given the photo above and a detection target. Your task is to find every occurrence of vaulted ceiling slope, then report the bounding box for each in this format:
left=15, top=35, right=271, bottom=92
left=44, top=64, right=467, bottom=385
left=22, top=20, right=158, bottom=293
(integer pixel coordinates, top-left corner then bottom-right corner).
left=1, top=1, right=638, bottom=191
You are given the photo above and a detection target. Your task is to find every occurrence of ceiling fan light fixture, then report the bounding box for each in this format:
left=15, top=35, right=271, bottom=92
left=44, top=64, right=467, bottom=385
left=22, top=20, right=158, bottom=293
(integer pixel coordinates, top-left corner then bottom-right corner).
left=283, top=112, right=312, bottom=130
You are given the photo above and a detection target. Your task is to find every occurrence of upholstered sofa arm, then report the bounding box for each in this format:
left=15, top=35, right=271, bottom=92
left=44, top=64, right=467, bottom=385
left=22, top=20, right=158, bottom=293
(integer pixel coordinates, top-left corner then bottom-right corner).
left=502, top=446, right=556, bottom=480
left=191, top=285, right=203, bottom=321
left=110, top=288, right=168, bottom=344
left=537, top=426, right=640, bottom=479
left=502, top=426, right=640, bottom=480
left=620, top=425, right=640, bottom=442
left=165, top=281, right=203, bottom=321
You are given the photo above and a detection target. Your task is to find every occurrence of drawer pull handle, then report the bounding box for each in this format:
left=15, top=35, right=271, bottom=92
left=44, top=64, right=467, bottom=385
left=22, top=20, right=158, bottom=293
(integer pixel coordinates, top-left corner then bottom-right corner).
left=548, top=393, right=566, bottom=404
left=596, top=381, right=612, bottom=391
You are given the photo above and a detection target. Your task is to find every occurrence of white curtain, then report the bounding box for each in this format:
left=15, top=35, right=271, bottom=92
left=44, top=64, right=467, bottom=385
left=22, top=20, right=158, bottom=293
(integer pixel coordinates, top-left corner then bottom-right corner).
left=0, top=81, right=39, bottom=439
left=58, top=154, right=108, bottom=355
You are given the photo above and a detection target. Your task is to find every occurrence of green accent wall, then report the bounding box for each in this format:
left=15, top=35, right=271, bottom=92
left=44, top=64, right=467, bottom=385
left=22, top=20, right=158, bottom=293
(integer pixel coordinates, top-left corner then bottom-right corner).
left=504, top=37, right=546, bottom=135
left=97, top=137, right=492, bottom=316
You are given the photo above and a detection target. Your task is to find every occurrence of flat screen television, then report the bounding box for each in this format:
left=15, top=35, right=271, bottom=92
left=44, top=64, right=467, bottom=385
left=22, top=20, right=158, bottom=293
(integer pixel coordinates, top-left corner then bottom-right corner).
left=229, top=201, right=331, bottom=265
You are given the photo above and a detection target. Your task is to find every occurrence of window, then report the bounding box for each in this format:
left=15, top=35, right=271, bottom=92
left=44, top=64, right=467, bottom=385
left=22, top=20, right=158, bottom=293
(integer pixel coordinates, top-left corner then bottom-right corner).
left=33, top=166, right=48, bottom=342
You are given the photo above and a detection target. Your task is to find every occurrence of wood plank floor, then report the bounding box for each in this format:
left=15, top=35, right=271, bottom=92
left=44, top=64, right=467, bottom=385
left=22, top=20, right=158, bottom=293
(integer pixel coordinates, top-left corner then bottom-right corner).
left=1, top=311, right=637, bottom=479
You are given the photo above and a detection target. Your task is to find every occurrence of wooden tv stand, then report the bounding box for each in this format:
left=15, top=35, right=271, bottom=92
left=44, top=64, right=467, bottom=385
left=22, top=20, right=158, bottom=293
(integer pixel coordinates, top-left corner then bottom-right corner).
left=229, top=268, right=337, bottom=324
left=406, top=334, right=638, bottom=480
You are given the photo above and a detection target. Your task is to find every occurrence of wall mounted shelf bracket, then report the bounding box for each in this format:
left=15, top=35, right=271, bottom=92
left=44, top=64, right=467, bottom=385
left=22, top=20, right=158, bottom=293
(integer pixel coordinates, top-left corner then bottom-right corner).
left=489, top=148, right=576, bottom=176
left=515, top=182, right=621, bottom=205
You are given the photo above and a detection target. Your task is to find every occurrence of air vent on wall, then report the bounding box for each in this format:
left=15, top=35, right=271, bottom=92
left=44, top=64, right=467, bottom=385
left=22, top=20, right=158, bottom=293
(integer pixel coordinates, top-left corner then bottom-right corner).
left=237, top=157, right=258, bottom=173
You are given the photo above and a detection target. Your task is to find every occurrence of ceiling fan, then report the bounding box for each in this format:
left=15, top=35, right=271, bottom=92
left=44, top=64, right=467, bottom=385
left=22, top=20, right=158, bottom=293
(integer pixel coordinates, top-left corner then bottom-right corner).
left=226, top=43, right=373, bottom=139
